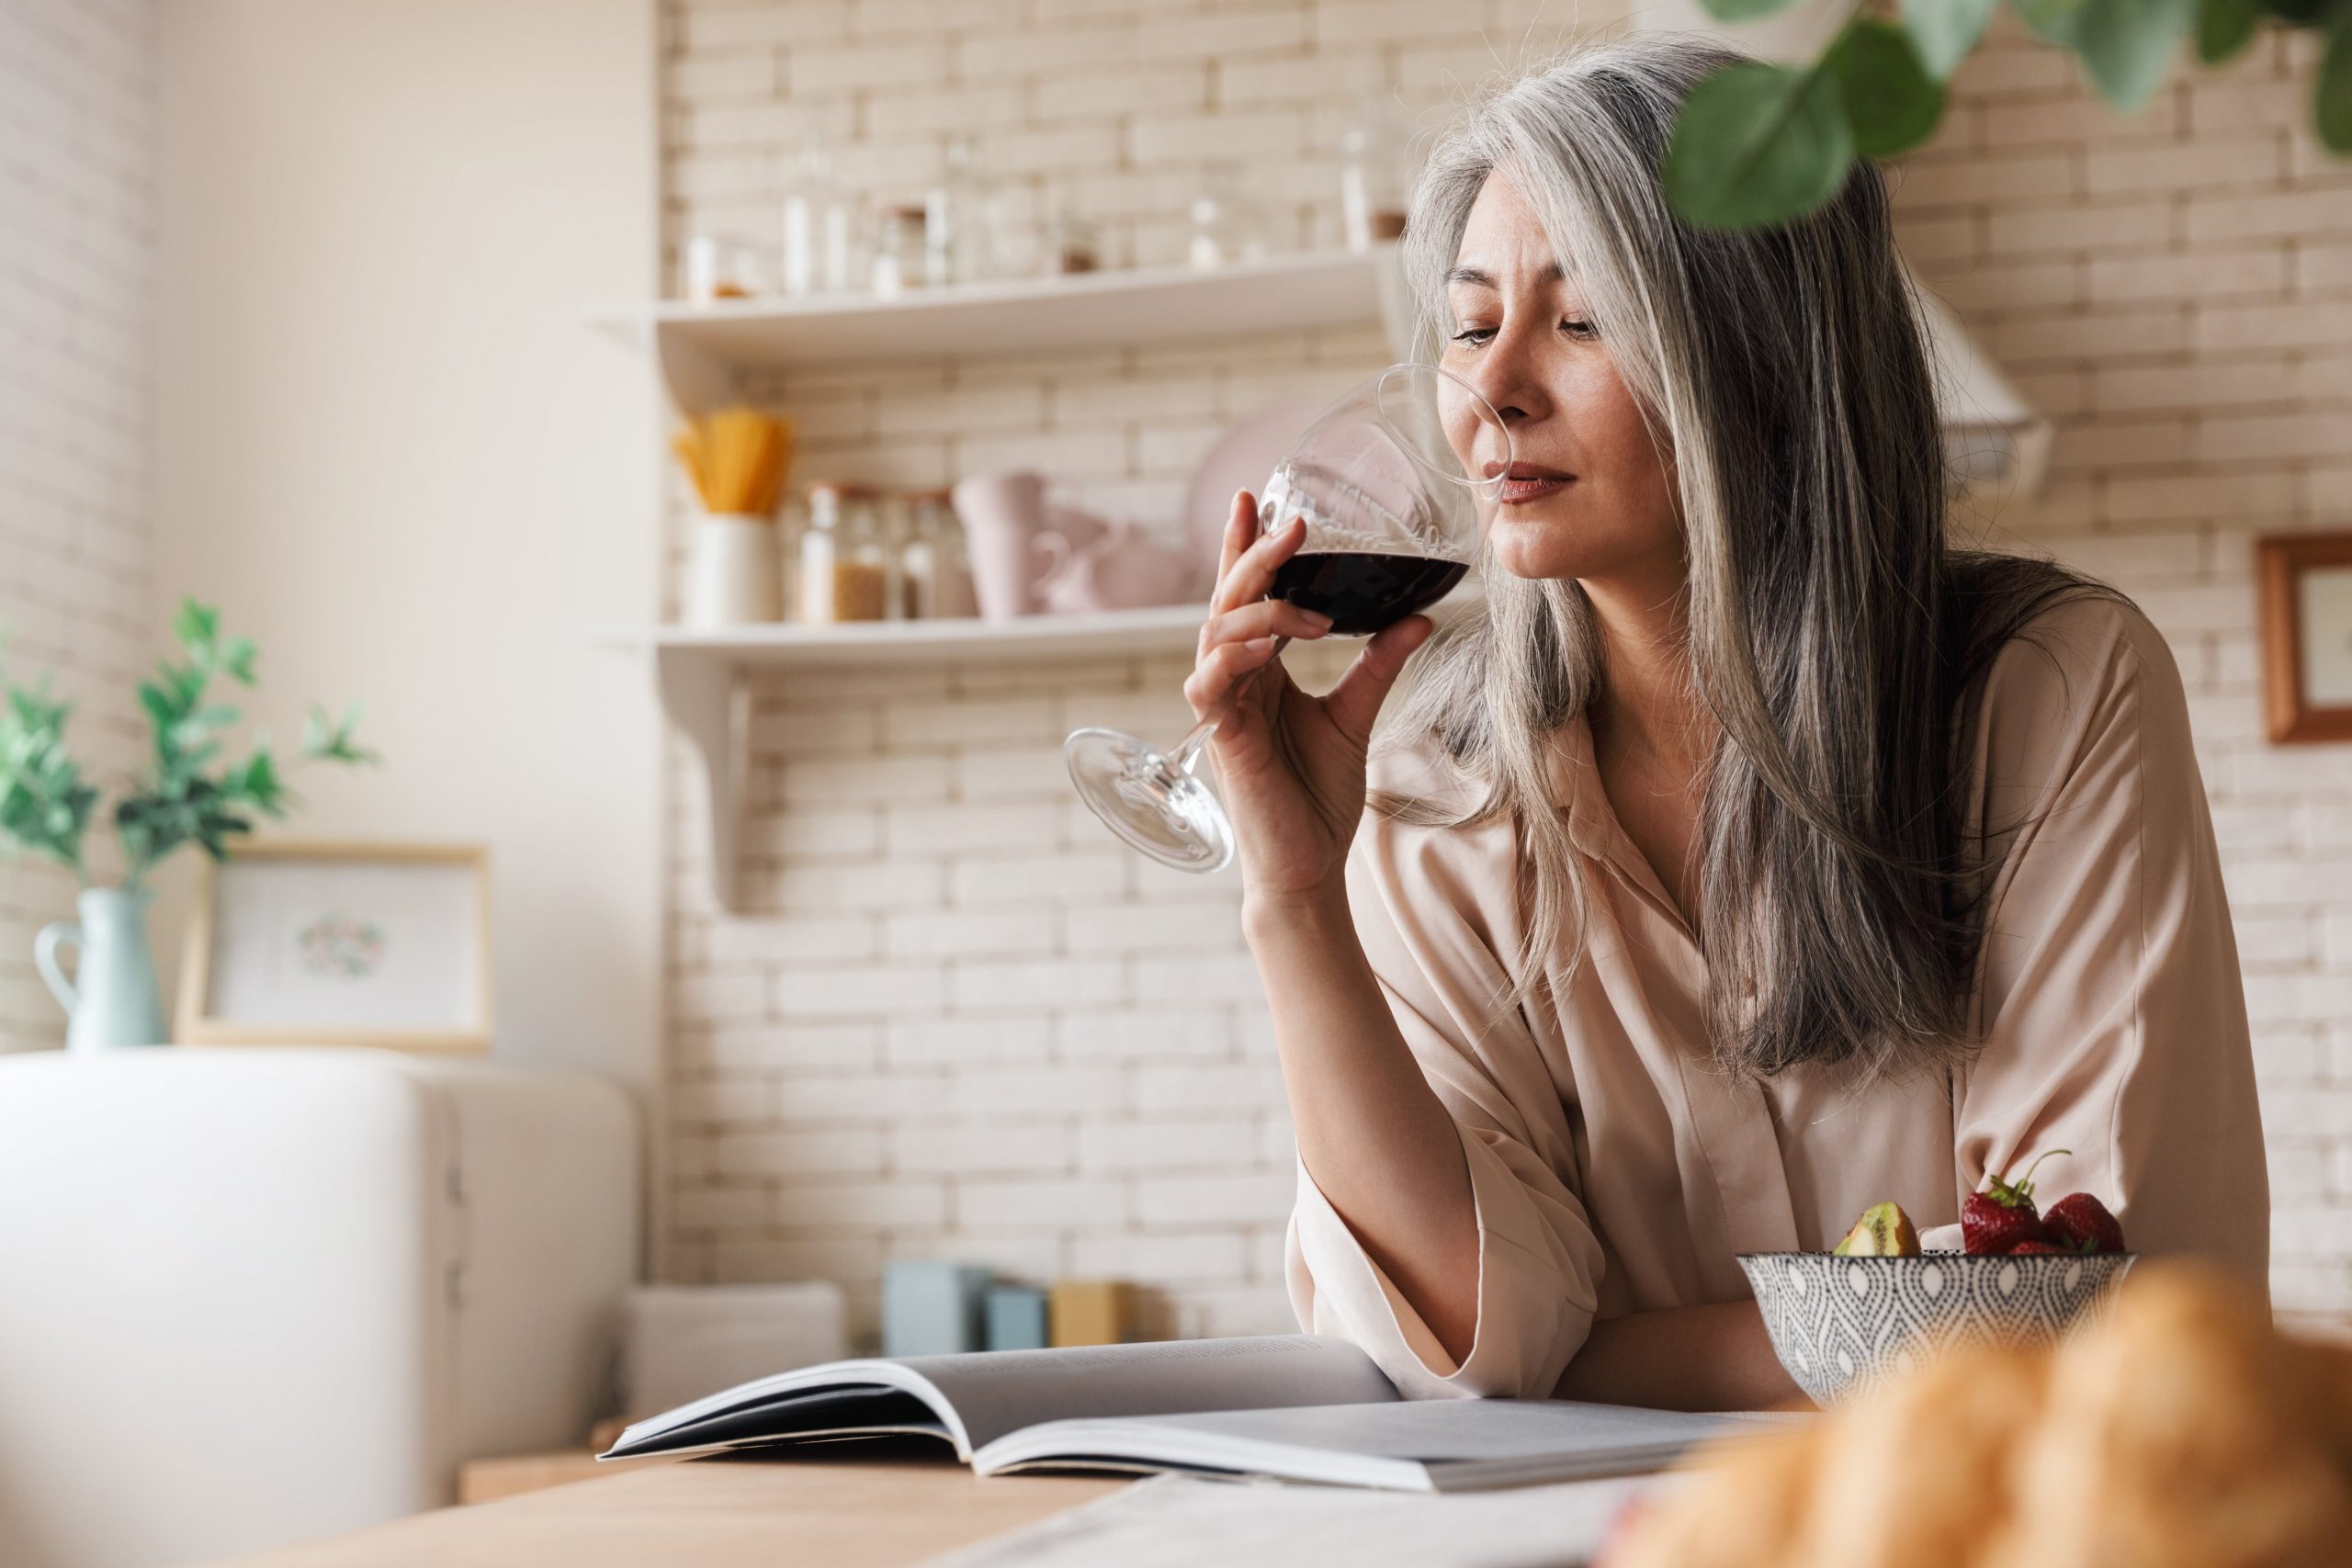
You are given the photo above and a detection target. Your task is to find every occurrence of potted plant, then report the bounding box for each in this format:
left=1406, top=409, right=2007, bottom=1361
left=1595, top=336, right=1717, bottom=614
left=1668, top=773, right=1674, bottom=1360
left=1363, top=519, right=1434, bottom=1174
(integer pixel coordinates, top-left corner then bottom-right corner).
left=0, top=598, right=378, bottom=1051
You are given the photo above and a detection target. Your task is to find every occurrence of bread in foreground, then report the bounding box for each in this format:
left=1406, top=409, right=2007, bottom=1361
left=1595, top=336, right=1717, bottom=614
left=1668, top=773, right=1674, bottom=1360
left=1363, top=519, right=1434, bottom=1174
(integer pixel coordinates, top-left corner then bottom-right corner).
left=1603, top=1262, right=2352, bottom=1568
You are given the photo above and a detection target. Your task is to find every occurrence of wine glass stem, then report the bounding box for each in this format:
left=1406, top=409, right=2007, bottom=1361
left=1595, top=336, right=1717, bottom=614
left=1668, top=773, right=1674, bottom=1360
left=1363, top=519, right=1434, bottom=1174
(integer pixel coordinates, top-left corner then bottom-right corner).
left=1167, top=635, right=1290, bottom=776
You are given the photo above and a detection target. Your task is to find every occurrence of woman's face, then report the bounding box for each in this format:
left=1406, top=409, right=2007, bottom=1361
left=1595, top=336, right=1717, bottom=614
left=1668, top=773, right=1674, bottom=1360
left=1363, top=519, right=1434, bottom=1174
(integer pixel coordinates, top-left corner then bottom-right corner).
left=1440, top=169, right=1682, bottom=589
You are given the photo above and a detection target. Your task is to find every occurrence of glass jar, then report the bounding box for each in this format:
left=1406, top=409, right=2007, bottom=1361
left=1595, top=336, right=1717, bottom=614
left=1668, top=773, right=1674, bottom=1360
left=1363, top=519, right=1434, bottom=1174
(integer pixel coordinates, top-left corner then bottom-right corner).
left=1339, top=100, right=1412, bottom=251
left=872, top=205, right=927, bottom=297
left=844, top=484, right=897, bottom=622
left=1187, top=164, right=1270, bottom=271
left=923, top=135, right=981, bottom=288
left=1045, top=206, right=1101, bottom=276
left=684, top=233, right=762, bottom=302
left=776, top=491, right=806, bottom=620
left=798, top=482, right=891, bottom=624
left=899, top=489, right=978, bottom=620
left=780, top=139, right=854, bottom=297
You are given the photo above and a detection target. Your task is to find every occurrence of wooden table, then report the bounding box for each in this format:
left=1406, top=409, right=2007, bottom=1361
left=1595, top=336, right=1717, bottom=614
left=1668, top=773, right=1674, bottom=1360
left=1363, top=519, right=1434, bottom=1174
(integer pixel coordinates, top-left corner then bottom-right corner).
left=198, top=1452, right=1125, bottom=1568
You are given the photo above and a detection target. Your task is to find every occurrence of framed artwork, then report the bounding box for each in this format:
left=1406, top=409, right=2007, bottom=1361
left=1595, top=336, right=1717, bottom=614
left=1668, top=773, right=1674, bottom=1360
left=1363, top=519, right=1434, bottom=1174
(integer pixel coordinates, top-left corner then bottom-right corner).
left=176, top=840, right=493, bottom=1054
left=2257, top=532, right=2352, bottom=745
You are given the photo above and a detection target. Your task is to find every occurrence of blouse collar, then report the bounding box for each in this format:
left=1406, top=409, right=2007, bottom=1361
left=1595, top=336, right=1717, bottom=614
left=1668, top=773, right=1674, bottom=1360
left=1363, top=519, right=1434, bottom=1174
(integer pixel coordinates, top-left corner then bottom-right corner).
left=1543, top=711, right=1697, bottom=941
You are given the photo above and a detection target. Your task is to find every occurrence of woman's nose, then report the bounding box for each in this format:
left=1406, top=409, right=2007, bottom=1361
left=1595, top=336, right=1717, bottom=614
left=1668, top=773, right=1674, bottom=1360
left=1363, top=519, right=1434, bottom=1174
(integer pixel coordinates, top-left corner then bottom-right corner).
left=1454, top=338, right=1549, bottom=467
left=1463, top=328, right=1550, bottom=431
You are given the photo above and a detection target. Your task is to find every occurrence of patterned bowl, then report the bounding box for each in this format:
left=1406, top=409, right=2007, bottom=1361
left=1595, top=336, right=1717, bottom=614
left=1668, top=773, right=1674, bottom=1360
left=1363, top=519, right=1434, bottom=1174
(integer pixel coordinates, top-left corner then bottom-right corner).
left=1737, top=1250, right=2136, bottom=1406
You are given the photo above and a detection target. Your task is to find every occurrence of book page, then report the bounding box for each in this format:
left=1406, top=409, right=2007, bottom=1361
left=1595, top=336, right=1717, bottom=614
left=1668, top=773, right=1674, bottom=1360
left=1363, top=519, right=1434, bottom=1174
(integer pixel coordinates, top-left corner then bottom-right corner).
left=918, top=1472, right=1657, bottom=1568
left=899, top=1335, right=1398, bottom=1452
left=607, top=1334, right=1397, bottom=1461
left=973, top=1398, right=1768, bottom=1489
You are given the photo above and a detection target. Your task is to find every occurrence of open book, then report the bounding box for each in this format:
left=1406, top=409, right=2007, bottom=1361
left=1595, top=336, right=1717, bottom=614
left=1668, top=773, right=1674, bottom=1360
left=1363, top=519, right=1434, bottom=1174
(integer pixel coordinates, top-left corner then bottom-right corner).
left=600, top=1334, right=1767, bottom=1493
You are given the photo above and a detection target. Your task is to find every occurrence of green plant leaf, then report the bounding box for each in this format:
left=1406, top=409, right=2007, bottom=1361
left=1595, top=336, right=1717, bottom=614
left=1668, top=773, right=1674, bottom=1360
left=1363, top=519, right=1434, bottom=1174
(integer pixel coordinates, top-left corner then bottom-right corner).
left=301, top=701, right=381, bottom=766
left=2259, top=0, right=2335, bottom=23
left=2064, top=0, right=2199, bottom=111
left=1664, top=61, right=1856, bottom=231
left=2011, top=0, right=2096, bottom=43
left=173, top=598, right=219, bottom=657
left=1825, top=18, right=1949, bottom=155
left=2196, top=0, right=2265, bottom=59
left=2322, top=10, right=2352, bottom=151
left=0, top=669, right=96, bottom=874
left=1905, top=0, right=2001, bottom=76
left=1697, top=0, right=1808, bottom=20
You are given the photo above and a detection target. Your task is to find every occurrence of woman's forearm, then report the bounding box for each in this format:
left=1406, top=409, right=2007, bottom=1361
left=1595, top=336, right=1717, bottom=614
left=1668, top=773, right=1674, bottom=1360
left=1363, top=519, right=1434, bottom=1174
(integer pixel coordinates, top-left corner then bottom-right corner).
left=1553, top=1300, right=1806, bottom=1412
left=1245, top=891, right=1480, bottom=1363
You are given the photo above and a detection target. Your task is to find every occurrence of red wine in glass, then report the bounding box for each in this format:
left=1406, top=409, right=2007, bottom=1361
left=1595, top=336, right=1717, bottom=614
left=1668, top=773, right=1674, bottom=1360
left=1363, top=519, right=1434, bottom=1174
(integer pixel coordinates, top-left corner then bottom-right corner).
left=1266, top=551, right=1472, bottom=637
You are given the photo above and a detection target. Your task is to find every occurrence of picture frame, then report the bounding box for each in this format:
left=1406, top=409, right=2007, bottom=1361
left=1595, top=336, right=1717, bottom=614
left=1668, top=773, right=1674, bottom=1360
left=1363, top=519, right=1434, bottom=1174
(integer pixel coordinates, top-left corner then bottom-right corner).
left=2257, top=532, right=2352, bottom=745
left=176, top=840, right=493, bottom=1054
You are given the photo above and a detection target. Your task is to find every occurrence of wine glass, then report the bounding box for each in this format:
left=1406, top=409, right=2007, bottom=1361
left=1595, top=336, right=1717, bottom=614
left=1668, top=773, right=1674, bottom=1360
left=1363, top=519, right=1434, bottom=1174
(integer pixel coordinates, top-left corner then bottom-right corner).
left=1065, top=361, right=1510, bottom=873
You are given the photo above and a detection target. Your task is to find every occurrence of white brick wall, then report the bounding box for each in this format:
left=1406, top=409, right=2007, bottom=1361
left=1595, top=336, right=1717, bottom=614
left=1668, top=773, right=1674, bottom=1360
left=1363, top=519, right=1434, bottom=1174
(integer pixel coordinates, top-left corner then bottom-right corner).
left=0, top=0, right=154, bottom=1052
left=660, top=0, right=2352, bottom=1339
left=1899, top=14, right=2352, bottom=1325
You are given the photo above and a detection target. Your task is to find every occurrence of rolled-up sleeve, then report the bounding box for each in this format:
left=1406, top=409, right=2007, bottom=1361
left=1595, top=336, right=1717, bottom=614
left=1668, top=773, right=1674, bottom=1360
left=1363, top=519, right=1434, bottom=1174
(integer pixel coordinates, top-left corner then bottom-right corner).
left=1283, top=787, right=1606, bottom=1400
left=1953, top=599, right=2268, bottom=1287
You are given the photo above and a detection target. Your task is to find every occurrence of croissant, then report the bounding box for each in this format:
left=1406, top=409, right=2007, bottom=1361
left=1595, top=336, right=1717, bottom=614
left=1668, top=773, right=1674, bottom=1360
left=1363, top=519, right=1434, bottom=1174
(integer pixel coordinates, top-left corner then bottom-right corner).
left=1604, top=1262, right=2352, bottom=1568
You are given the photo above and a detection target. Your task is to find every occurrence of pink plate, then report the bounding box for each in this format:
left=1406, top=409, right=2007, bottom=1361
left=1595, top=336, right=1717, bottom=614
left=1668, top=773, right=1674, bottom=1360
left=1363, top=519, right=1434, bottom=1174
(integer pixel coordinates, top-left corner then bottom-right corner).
left=1184, top=397, right=1329, bottom=581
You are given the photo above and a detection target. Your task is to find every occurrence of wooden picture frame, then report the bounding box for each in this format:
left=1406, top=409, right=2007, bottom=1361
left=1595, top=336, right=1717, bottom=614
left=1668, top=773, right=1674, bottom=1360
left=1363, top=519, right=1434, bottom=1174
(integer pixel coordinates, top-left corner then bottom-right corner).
left=2257, top=532, right=2352, bottom=745
left=176, top=840, right=494, bottom=1054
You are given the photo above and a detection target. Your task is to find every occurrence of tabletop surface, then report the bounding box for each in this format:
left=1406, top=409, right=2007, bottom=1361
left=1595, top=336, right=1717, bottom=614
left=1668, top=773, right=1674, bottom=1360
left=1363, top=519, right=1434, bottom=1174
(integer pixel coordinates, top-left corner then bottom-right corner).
left=197, top=1451, right=1125, bottom=1568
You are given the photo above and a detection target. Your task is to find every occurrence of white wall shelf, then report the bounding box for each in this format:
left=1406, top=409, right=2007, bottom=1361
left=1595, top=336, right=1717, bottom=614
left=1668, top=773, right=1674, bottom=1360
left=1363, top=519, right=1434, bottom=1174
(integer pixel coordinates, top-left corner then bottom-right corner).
left=585, top=243, right=1413, bottom=412
left=592, top=244, right=1420, bottom=911
left=599, top=607, right=1207, bottom=912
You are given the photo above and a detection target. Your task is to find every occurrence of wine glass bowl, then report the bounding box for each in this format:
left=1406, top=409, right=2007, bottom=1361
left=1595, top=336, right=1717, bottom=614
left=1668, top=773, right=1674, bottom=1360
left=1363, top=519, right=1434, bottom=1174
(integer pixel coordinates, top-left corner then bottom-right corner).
left=1065, top=362, right=1510, bottom=874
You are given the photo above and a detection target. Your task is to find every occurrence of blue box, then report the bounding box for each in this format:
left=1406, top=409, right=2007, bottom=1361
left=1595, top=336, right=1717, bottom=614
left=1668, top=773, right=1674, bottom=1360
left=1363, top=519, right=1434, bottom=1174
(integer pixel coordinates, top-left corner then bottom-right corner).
left=984, top=1284, right=1050, bottom=1351
left=882, top=1260, right=990, bottom=1358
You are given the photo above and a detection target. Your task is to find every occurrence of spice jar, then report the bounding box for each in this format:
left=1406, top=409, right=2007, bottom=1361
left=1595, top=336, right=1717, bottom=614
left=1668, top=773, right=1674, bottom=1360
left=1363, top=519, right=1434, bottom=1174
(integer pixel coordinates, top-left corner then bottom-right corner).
left=798, top=481, right=890, bottom=623
left=852, top=486, right=904, bottom=622
left=872, top=205, right=927, bottom=297
left=899, top=489, right=978, bottom=620
left=1339, top=100, right=1412, bottom=251
left=684, top=233, right=762, bottom=302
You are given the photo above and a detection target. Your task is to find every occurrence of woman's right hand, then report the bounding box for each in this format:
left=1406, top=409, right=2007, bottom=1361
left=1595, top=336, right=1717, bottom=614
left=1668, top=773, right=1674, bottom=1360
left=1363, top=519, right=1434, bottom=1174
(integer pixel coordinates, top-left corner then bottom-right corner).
left=1186, top=488, right=1437, bottom=905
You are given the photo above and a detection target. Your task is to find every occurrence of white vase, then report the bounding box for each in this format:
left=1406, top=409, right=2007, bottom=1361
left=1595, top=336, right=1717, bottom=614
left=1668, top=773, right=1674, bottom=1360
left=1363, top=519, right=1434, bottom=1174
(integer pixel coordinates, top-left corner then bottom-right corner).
left=34, top=885, right=169, bottom=1052
left=685, top=513, right=783, bottom=626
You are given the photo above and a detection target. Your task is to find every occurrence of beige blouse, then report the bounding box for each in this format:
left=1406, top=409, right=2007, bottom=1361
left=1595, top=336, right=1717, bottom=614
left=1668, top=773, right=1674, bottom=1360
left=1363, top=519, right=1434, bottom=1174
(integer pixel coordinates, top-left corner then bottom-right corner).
left=1283, top=595, right=2270, bottom=1401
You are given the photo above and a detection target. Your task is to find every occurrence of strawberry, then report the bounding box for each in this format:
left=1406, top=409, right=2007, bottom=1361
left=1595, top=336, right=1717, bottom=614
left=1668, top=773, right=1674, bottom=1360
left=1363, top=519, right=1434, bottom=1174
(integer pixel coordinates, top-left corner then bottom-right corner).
left=1962, top=1148, right=2069, bottom=1256
left=2007, top=1240, right=2069, bottom=1255
left=2043, top=1191, right=2126, bottom=1255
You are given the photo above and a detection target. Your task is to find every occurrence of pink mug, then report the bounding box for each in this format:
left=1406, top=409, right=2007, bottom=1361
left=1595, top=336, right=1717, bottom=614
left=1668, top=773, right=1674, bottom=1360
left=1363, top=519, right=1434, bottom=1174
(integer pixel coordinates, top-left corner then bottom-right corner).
left=951, top=471, right=1051, bottom=621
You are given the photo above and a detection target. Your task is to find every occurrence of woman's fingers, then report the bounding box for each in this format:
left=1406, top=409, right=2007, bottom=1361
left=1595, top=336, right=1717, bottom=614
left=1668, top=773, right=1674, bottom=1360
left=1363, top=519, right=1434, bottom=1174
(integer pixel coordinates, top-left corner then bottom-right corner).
left=1210, top=513, right=1307, bottom=615
left=1213, top=489, right=1255, bottom=588
left=1183, top=634, right=1281, bottom=721
left=1321, top=613, right=1437, bottom=743
left=1200, top=597, right=1330, bottom=652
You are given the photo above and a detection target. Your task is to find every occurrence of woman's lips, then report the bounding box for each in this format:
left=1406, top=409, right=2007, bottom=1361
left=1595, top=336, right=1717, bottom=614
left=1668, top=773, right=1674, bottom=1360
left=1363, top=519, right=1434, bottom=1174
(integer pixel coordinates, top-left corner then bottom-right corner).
left=1498, top=475, right=1573, bottom=504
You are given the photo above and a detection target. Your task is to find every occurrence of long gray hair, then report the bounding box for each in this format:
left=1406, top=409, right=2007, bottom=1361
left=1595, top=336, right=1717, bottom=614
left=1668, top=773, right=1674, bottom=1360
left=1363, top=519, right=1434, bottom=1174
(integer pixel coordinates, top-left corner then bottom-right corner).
left=1376, top=31, right=2093, bottom=1079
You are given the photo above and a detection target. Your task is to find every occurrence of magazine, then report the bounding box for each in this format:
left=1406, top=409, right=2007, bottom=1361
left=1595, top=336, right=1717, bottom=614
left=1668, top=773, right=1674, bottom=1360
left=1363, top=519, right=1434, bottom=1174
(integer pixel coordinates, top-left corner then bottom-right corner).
left=601, top=1335, right=1764, bottom=1493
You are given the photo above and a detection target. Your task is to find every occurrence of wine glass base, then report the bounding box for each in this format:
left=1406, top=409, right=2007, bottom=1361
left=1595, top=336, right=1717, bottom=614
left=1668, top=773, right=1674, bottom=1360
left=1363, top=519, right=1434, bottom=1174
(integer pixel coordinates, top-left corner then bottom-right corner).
left=1064, top=727, right=1235, bottom=874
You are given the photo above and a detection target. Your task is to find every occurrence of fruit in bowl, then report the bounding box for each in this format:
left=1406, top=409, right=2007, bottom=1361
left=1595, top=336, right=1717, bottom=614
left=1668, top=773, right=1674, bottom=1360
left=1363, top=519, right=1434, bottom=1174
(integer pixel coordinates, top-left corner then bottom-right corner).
left=1741, top=1154, right=2135, bottom=1406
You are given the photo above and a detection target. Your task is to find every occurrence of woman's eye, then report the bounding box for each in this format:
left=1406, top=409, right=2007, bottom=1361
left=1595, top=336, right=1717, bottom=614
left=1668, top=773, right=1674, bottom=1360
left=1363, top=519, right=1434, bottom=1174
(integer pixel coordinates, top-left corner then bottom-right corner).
left=1448, top=320, right=1593, bottom=346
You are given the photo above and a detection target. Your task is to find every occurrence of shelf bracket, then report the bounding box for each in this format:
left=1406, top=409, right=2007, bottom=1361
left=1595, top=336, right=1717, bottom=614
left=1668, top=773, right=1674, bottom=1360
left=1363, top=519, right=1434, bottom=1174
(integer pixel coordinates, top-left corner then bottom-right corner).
left=658, top=332, right=735, bottom=419
left=654, top=644, right=748, bottom=912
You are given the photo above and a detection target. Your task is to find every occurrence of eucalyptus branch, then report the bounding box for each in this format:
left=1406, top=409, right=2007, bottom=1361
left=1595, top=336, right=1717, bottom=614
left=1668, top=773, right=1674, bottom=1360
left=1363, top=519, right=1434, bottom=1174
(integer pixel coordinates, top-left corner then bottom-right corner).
left=0, top=598, right=378, bottom=894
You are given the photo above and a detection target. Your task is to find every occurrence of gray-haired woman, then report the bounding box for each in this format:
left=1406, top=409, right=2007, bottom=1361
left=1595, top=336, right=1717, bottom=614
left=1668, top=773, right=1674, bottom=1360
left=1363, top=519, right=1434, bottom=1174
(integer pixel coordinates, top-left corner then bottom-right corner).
left=1190, top=31, right=2267, bottom=1411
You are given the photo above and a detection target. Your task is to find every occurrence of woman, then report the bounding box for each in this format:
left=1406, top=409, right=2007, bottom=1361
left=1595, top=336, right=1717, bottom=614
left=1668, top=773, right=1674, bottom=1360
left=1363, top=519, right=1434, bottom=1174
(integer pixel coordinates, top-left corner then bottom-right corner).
left=1189, top=33, right=2268, bottom=1412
